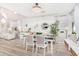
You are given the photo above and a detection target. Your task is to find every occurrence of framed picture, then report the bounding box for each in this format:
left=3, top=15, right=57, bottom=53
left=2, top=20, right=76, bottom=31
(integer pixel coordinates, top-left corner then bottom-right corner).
left=41, top=23, right=49, bottom=30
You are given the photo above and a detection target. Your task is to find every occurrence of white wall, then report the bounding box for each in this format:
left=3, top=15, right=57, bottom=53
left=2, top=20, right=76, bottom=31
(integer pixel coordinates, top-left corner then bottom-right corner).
left=18, top=16, right=56, bottom=34
left=58, top=16, right=69, bottom=29
left=14, top=15, right=70, bottom=34
left=0, top=12, right=71, bottom=34
left=74, top=4, right=79, bottom=37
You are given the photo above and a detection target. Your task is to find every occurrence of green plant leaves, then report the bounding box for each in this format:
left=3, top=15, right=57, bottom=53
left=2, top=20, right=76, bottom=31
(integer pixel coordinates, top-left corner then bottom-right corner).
left=50, top=20, right=59, bottom=37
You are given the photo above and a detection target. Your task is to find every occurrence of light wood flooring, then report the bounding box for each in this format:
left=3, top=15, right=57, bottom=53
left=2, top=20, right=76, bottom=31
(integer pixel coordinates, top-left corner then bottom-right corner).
left=0, top=37, right=72, bottom=56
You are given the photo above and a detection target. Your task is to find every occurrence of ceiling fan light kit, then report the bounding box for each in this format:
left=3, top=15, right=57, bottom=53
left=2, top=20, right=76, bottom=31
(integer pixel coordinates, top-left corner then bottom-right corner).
left=32, top=3, right=42, bottom=13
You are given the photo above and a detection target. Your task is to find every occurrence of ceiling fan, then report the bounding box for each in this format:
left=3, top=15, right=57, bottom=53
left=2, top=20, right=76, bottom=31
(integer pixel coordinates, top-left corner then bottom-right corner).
left=32, top=3, right=43, bottom=13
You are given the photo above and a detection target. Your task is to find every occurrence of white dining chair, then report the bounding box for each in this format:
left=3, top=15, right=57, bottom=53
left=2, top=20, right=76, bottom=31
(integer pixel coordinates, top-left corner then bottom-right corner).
left=20, top=33, right=24, bottom=41
left=19, top=32, right=26, bottom=47
left=35, top=35, right=48, bottom=56
left=26, top=35, right=35, bottom=53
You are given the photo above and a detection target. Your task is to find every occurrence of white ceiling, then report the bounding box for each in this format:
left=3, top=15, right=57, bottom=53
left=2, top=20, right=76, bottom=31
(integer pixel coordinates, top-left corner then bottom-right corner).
left=0, top=3, right=75, bottom=18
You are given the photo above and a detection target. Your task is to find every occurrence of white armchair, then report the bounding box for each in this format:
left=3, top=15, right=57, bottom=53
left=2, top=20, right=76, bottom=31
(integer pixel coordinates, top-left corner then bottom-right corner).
left=0, top=27, right=16, bottom=40
left=0, top=32, right=15, bottom=40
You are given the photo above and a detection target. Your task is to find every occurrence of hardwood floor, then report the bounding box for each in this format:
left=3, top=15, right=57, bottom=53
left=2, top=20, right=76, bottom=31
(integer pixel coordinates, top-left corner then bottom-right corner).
left=0, top=38, right=72, bottom=56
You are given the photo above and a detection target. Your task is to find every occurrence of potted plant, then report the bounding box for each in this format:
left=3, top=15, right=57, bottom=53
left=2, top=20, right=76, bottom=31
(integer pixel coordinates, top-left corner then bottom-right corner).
left=50, top=20, right=59, bottom=42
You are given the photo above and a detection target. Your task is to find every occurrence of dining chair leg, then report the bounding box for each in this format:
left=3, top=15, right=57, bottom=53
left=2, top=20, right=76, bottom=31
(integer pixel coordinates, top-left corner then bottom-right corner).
left=50, top=41, right=53, bottom=55
left=26, top=45, right=28, bottom=53
left=32, top=45, right=34, bottom=53
left=25, top=40, right=26, bottom=48
left=36, top=47, right=38, bottom=55
left=24, top=38, right=26, bottom=48
left=20, top=38, right=23, bottom=46
left=44, top=48, right=45, bottom=56
left=47, top=46, right=49, bottom=52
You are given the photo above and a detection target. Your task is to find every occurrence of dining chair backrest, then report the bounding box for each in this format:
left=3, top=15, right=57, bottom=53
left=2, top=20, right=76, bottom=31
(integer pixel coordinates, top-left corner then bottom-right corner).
left=36, top=35, right=45, bottom=46
left=20, top=32, right=30, bottom=40
left=26, top=35, right=34, bottom=44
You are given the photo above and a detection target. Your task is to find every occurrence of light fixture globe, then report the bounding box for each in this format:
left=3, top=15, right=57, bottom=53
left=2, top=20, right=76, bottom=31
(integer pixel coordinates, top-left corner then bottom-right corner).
left=32, top=3, right=42, bottom=13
